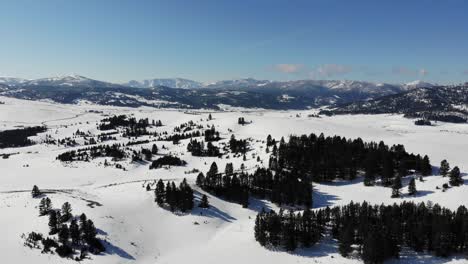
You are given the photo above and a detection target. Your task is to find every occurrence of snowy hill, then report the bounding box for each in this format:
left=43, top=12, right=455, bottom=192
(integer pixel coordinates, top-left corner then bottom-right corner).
left=0, top=97, right=466, bottom=264
left=326, top=85, right=468, bottom=123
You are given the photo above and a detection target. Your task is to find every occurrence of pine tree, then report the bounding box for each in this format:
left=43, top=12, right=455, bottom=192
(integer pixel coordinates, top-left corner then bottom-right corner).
left=199, top=194, right=209, bottom=208
left=408, top=178, right=417, bottom=195
left=155, top=179, right=165, bottom=205
left=338, top=223, right=354, bottom=257
left=31, top=185, right=41, bottom=198
left=58, top=224, right=69, bottom=244
left=421, top=155, right=432, bottom=176
left=254, top=212, right=267, bottom=246
left=449, top=166, right=462, bottom=186
left=391, top=176, right=402, bottom=198
left=48, top=211, right=58, bottom=235
left=151, top=144, right=158, bottom=154
left=69, top=219, right=80, bottom=245
left=146, top=184, right=151, bottom=191
left=39, top=197, right=52, bottom=216
left=196, top=172, right=205, bottom=187
left=440, top=160, right=450, bottom=177
left=225, top=163, right=234, bottom=176
left=61, top=202, right=72, bottom=222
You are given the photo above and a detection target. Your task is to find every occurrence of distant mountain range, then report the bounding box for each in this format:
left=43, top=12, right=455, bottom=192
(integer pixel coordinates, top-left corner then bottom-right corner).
left=0, top=74, right=465, bottom=123
left=324, top=85, right=468, bottom=123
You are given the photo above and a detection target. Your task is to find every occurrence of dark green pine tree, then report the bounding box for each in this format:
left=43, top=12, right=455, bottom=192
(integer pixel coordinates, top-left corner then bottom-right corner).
left=69, top=219, right=80, bottom=245
left=439, top=160, right=450, bottom=177
left=155, top=179, right=165, bottom=206
left=254, top=212, right=267, bottom=246
left=391, top=176, right=402, bottom=198
left=338, top=223, right=354, bottom=257
left=449, top=166, right=463, bottom=186
left=61, top=202, right=72, bottom=222
left=196, top=172, right=205, bottom=187
left=199, top=194, right=209, bottom=208
left=362, top=229, right=385, bottom=264
left=48, top=210, right=59, bottom=235
left=31, top=185, right=41, bottom=198
left=39, top=197, right=52, bottom=216
left=58, top=224, right=69, bottom=244
left=421, top=155, right=432, bottom=176
left=283, top=211, right=297, bottom=251
left=151, top=144, right=158, bottom=154
left=408, top=178, right=417, bottom=195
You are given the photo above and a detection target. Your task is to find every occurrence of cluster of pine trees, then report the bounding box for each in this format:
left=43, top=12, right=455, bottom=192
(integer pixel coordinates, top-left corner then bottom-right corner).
left=149, top=155, right=186, bottom=169
left=25, top=194, right=104, bottom=260
left=440, top=160, right=464, bottom=186
left=158, top=131, right=201, bottom=143
left=153, top=179, right=194, bottom=212
left=98, top=115, right=161, bottom=132
left=131, top=144, right=158, bottom=162
left=0, top=126, right=47, bottom=148
left=229, top=135, right=248, bottom=154
left=268, top=133, right=432, bottom=186
left=254, top=207, right=324, bottom=251
left=187, top=139, right=220, bottom=157
left=254, top=201, right=468, bottom=263
left=196, top=162, right=249, bottom=207
left=56, top=143, right=126, bottom=162
left=204, top=125, right=220, bottom=142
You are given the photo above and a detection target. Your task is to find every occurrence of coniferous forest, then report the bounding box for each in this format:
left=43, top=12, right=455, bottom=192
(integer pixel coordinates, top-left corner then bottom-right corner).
left=255, top=201, right=468, bottom=263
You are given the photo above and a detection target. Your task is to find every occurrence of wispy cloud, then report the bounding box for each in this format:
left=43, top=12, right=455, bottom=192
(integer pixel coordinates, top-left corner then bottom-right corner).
left=273, top=64, right=304, bottom=73
left=392, top=66, right=429, bottom=77
left=309, top=64, right=352, bottom=79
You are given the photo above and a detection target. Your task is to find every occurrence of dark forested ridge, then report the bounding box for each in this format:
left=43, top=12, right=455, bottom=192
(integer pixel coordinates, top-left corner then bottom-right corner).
left=324, top=85, right=468, bottom=123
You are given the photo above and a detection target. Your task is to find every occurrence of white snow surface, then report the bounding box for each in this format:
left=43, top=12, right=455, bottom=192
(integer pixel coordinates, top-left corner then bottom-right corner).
left=0, top=96, right=466, bottom=264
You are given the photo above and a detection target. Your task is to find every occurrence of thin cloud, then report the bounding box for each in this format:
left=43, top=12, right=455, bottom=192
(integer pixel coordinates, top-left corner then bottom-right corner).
left=310, top=64, right=352, bottom=79
left=274, top=64, right=304, bottom=74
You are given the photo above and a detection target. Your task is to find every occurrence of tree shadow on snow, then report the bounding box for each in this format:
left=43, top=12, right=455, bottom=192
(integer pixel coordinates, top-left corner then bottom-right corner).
left=318, top=177, right=364, bottom=187
left=101, top=239, right=135, bottom=260
left=247, top=197, right=273, bottom=213
left=313, top=188, right=340, bottom=208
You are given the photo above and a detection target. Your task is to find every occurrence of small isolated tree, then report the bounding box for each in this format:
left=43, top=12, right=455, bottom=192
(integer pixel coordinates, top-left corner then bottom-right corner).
left=408, top=178, right=417, bottom=195
left=449, top=166, right=463, bottom=186
left=208, top=114, right=212, bottom=120
left=31, top=185, right=41, bottom=198
left=440, top=160, right=450, bottom=177
left=146, top=184, right=151, bottom=191
left=199, top=194, right=209, bottom=208
left=391, top=176, right=402, bottom=198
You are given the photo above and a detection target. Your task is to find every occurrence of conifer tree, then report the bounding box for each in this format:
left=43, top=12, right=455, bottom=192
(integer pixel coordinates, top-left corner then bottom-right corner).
left=338, top=223, right=354, bottom=257
left=440, top=160, right=450, bottom=177
left=421, top=155, right=432, bottom=176
left=408, top=178, right=417, bottom=195
left=31, top=185, right=41, bottom=198
left=69, top=219, right=80, bottom=245
left=449, top=166, right=462, bottom=186
left=391, top=176, right=402, bottom=198
left=196, top=172, right=205, bottom=187
left=39, top=197, right=52, bottom=216
left=48, top=211, right=59, bottom=235
left=58, top=224, right=69, bottom=244
left=199, top=194, right=209, bottom=208
left=61, top=202, right=72, bottom=222
left=155, top=179, right=165, bottom=205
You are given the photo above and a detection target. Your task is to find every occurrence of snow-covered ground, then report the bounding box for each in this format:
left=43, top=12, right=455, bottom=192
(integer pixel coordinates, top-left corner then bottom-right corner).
left=0, top=96, right=466, bottom=264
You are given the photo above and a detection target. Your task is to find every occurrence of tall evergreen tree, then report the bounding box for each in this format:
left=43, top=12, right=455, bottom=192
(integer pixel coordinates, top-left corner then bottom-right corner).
left=58, top=224, right=69, bottom=244
left=440, top=160, right=450, bottom=177
left=449, top=166, right=463, bottom=186
left=199, top=194, right=209, bottom=208
left=408, top=178, right=417, bottom=195
left=155, top=179, right=165, bottom=206
left=391, top=176, right=402, bottom=198
left=61, top=202, right=72, bottom=222
left=48, top=211, right=59, bottom=235
left=31, top=185, right=41, bottom=198
left=69, top=219, right=80, bottom=245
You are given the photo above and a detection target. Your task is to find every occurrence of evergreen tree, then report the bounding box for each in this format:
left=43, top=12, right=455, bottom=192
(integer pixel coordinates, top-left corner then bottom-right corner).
left=196, top=172, right=205, bottom=187
left=440, top=160, right=450, bottom=177
left=69, top=219, right=80, bottom=245
left=31, top=185, right=41, bottom=198
left=58, top=224, right=69, bottom=244
left=408, top=178, right=417, bottom=195
left=155, top=179, right=165, bottom=206
left=61, top=202, right=72, bottom=222
left=391, top=176, right=402, bottom=198
left=225, top=163, right=234, bottom=176
left=48, top=210, right=59, bottom=235
left=449, top=166, right=463, bottom=186
left=151, top=144, right=158, bottom=154
left=39, top=197, right=52, bottom=216
left=199, top=194, right=209, bottom=208
left=421, top=155, right=432, bottom=176
left=338, top=223, right=354, bottom=257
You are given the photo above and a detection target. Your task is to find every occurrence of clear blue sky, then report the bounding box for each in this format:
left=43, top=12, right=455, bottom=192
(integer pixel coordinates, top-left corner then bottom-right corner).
left=0, top=0, right=467, bottom=84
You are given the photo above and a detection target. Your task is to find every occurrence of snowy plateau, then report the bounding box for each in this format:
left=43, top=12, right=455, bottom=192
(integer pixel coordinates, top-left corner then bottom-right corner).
left=0, top=96, right=467, bottom=264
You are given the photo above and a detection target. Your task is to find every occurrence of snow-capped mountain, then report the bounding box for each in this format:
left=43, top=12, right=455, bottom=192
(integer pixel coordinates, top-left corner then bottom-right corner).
left=124, top=78, right=202, bottom=89
left=0, top=77, right=29, bottom=87
left=23, top=74, right=121, bottom=88
left=402, top=80, right=435, bottom=90
left=203, top=78, right=271, bottom=88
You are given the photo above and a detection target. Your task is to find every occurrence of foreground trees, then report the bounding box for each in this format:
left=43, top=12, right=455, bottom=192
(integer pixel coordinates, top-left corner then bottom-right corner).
left=254, top=201, right=468, bottom=263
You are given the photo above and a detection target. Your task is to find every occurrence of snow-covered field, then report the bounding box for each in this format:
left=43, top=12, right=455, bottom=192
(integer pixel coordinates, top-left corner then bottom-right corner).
left=0, top=96, right=466, bottom=264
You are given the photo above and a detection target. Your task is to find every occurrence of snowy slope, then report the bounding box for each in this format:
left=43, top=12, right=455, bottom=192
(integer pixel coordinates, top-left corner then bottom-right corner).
left=0, top=96, right=466, bottom=264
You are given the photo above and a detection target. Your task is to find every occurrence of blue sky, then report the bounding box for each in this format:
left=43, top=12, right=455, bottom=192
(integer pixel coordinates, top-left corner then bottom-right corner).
left=0, top=0, right=467, bottom=84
